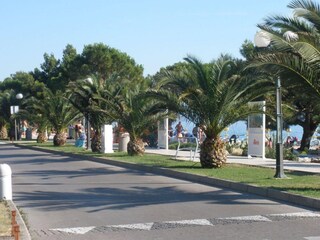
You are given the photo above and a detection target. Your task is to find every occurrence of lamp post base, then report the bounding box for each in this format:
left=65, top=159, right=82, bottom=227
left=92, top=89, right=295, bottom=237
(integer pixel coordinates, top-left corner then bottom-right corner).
left=274, top=143, right=287, bottom=178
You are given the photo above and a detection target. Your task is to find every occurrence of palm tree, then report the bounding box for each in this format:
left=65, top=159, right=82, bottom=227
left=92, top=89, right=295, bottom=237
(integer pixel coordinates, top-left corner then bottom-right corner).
left=0, top=91, right=12, bottom=139
left=247, top=0, right=320, bottom=149
left=17, top=107, right=50, bottom=143
left=95, top=79, right=167, bottom=156
left=23, top=88, right=81, bottom=146
left=155, top=55, right=272, bottom=168
left=68, top=75, right=114, bottom=152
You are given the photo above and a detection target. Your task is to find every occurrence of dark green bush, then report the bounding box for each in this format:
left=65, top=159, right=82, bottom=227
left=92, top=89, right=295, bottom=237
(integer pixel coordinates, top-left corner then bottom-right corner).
left=169, top=142, right=197, bottom=150
left=265, top=147, right=298, bottom=161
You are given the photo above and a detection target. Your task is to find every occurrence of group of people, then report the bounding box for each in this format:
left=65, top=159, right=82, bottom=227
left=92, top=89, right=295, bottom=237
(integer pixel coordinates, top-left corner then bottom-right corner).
left=265, top=135, right=299, bottom=148
left=171, top=121, right=204, bottom=143
left=285, top=136, right=299, bottom=147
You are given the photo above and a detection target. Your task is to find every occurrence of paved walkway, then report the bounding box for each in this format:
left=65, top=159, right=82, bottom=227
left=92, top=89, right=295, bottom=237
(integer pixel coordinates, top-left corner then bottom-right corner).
left=1, top=140, right=319, bottom=173
left=145, top=148, right=320, bottom=174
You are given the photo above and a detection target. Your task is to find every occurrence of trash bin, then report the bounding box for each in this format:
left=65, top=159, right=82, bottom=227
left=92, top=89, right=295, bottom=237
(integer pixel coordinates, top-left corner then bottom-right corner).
left=26, top=128, right=32, bottom=140
left=119, top=133, right=130, bottom=152
left=0, top=164, right=12, bottom=200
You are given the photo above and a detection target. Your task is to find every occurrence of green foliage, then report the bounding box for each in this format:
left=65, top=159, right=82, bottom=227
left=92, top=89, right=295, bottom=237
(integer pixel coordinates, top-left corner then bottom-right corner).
left=265, top=147, right=298, bottom=161
left=79, top=43, right=144, bottom=82
left=141, top=131, right=158, bottom=148
left=68, top=74, right=112, bottom=135
left=265, top=147, right=276, bottom=159
left=225, top=142, right=248, bottom=156
left=154, top=55, right=272, bottom=167
left=240, top=39, right=256, bottom=60
left=100, top=80, right=167, bottom=143
left=22, top=88, right=81, bottom=136
left=169, top=142, right=197, bottom=150
left=158, top=55, right=271, bottom=140
left=246, top=0, right=320, bottom=150
left=284, top=148, right=299, bottom=161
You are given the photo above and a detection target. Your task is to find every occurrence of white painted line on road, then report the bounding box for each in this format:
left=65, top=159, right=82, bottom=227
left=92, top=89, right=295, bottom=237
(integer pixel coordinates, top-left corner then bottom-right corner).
left=222, top=215, right=272, bottom=222
left=112, top=223, right=154, bottom=230
left=268, top=212, right=320, bottom=218
left=51, top=226, right=95, bottom=234
left=47, top=211, right=320, bottom=236
left=164, top=219, right=213, bottom=226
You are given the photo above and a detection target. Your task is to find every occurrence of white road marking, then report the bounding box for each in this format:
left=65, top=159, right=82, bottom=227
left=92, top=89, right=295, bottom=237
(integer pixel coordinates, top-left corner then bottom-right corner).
left=164, top=219, right=213, bottom=226
left=304, top=237, right=320, bottom=240
left=112, top=223, right=154, bottom=230
left=50, top=226, right=95, bottom=234
left=222, top=215, right=272, bottom=222
left=48, top=211, right=320, bottom=235
left=268, top=212, right=320, bottom=218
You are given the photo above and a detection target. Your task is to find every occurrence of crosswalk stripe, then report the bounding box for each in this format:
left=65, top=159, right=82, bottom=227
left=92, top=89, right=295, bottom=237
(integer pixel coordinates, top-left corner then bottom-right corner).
left=221, top=215, right=272, bottom=222
left=111, top=223, right=154, bottom=230
left=51, top=226, right=95, bottom=234
left=164, top=219, right=213, bottom=226
left=268, top=212, right=320, bottom=218
left=48, top=211, right=320, bottom=236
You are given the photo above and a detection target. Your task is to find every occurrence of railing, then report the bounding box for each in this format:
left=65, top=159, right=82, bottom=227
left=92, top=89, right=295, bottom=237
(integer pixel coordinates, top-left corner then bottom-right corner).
left=11, top=210, right=20, bottom=240
left=175, top=136, right=199, bottom=161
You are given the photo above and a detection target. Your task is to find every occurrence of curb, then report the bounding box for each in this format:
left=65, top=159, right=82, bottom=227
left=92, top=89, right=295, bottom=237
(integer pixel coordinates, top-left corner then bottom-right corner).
left=14, top=144, right=320, bottom=212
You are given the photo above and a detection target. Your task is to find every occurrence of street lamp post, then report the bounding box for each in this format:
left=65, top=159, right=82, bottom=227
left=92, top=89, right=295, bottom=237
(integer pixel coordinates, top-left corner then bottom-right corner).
left=254, top=31, right=287, bottom=178
left=274, top=77, right=286, bottom=178
left=86, top=112, right=91, bottom=150
left=15, top=93, right=23, bottom=141
left=85, top=77, right=93, bottom=151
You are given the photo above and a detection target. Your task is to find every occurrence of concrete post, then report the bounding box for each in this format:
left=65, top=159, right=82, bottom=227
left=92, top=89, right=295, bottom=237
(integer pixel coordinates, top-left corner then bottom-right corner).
left=119, top=133, right=130, bottom=152
left=0, top=164, right=12, bottom=200
left=101, top=125, right=114, bottom=153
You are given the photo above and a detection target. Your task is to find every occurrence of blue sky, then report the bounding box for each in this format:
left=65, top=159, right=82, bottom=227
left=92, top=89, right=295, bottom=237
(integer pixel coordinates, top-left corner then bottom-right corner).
left=1, top=0, right=292, bottom=81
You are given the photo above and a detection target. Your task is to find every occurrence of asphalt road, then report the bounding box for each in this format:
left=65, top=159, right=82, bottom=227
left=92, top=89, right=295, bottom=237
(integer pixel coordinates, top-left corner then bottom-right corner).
left=1, top=143, right=320, bottom=240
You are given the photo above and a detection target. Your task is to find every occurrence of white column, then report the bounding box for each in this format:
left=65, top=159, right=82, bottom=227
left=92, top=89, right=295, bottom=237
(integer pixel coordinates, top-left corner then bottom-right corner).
left=101, top=125, right=114, bottom=153
left=165, top=117, right=168, bottom=150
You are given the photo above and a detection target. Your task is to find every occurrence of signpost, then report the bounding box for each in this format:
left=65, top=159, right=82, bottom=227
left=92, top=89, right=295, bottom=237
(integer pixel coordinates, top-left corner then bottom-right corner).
left=247, top=101, right=266, bottom=158
left=157, top=118, right=169, bottom=150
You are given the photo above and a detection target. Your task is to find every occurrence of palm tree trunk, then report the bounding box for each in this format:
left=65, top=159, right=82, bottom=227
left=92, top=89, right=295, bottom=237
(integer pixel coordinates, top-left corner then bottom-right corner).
left=91, top=131, right=102, bottom=152
left=200, top=137, right=227, bottom=168
left=299, top=115, right=318, bottom=151
left=0, top=125, right=8, bottom=139
left=37, top=131, right=48, bottom=143
left=53, top=132, right=67, bottom=146
left=127, top=138, right=145, bottom=156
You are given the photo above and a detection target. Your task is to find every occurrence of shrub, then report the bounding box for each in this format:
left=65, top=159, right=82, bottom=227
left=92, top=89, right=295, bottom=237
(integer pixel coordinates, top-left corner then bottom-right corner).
left=265, top=147, right=298, bottom=161
left=265, top=147, right=276, bottom=159
left=169, top=142, right=197, bottom=150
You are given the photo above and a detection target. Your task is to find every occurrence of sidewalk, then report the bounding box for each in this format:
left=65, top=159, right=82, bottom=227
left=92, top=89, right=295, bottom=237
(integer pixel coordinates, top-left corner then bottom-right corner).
left=145, top=148, right=320, bottom=174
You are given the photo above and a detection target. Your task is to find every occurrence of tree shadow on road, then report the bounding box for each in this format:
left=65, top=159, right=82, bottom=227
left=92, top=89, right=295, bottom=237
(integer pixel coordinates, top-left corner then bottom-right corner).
left=15, top=183, right=280, bottom=213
